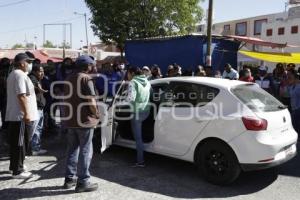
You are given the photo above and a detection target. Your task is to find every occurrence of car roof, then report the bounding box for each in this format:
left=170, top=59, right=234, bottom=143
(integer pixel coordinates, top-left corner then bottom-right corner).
left=150, top=77, right=253, bottom=90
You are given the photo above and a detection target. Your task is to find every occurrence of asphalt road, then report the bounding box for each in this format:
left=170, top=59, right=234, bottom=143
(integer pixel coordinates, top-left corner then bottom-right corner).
left=0, top=133, right=300, bottom=200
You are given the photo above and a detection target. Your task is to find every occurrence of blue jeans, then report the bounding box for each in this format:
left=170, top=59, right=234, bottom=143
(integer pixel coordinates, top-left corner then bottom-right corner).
left=292, top=108, right=300, bottom=135
left=65, top=128, right=94, bottom=184
left=131, top=111, right=150, bottom=163
left=31, top=110, right=44, bottom=151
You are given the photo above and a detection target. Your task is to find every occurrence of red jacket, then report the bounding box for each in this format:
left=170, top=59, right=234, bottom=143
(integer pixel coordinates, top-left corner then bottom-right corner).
left=239, top=76, right=254, bottom=83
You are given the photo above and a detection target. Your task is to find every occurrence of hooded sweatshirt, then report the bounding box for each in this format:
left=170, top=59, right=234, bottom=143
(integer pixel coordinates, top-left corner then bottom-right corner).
left=126, top=75, right=151, bottom=113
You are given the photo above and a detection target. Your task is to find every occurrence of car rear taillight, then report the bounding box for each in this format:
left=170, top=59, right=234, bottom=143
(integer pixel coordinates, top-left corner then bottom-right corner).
left=242, top=116, right=268, bottom=131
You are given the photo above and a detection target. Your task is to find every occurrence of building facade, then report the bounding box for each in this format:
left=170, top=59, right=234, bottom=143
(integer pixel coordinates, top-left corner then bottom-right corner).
left=197, top=5, right=300, bottom=70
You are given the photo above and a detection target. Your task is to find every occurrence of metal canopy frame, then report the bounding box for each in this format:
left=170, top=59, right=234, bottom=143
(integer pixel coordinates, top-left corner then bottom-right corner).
left=43, top=23, right=73, bottom=49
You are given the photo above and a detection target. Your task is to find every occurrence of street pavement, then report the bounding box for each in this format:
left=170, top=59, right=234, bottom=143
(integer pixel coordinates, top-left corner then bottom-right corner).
left=0, top=132, right=300, bottom=200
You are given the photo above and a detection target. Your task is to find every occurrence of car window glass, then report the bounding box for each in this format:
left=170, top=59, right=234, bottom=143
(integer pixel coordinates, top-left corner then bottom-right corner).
left=164, top=82, right=219, bottom=107
left=231, top=84, right=285, bottom=112
left=151, top=83, right=169, bottom=105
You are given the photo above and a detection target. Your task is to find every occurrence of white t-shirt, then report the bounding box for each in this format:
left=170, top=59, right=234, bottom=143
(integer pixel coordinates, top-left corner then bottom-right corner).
left=222, top=69, right=239, bottom=80
left=5, top=69, right=39, bottom=122
left=255, top=77, right=270, bottom=89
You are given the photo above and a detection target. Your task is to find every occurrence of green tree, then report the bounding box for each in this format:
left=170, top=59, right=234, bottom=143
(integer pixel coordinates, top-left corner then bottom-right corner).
left=43, top=40, right=57, bottom=48
left=12, top=43, right=24, bottom=49
left=85, top=0, right=204, bottom=56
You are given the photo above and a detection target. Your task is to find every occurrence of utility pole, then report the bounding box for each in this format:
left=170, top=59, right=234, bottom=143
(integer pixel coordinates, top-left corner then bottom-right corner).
left=285, top=1, right=289, bottom=12
left=84, top=13, right=89, bottom=51
left=34, top=36, right=37, bottom=50
left=43, top=23, right=72, bottom=59
left=74, top=12, right=89, bottom=52
left=63, top=24, right=66, bottom=59
left=206, top=0, right=213, bottom=67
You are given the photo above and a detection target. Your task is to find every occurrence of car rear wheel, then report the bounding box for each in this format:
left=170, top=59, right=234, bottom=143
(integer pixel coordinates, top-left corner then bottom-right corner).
left=195, top=140, right=241, bottom=185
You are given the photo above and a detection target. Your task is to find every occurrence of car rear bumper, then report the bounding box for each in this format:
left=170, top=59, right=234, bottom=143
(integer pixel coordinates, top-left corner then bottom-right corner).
left=229, top=127, right=298, bottom=164
left=240, top=146, right=297, bottom=171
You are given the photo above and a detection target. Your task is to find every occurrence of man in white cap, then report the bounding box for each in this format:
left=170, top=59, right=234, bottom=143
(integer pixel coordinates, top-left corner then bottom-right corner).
left=255, top=66, right=275, bottom=94
left=142, top=66, right=151, bottom=79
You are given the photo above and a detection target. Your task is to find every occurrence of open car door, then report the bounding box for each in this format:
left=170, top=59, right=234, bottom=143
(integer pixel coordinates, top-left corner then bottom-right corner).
left=100, top=80, right=128, bottom=152
left=99, top=99, right=113, bottom=153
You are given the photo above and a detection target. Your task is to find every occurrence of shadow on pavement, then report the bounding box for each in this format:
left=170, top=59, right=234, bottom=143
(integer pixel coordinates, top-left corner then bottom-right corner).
left=0, top=186, right=74, bottom=200
left=91, top=146, right=278, bottom=199
left=1, top=136, right=299, bottom=199
left=0, top=138, right=74, bottom=199
left=0, top=176, right=12, bottom=181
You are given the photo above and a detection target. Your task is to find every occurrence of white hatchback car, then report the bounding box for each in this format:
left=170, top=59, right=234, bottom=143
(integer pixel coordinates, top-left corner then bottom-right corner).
left=98, top=77, right=298, bottom=185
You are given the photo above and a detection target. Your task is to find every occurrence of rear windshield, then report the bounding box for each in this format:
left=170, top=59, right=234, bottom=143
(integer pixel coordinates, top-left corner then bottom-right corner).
left=231, top=84, right=285, bottom=112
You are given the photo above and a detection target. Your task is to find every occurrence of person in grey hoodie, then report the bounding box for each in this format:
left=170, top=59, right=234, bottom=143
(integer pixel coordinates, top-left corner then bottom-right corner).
left=126, top=66, right=151, bottom=167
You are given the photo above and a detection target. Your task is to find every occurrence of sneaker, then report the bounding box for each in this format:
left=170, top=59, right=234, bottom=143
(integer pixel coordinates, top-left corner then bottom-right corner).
left=132, top=162, right=146, bottom=168
left=63, top=179, right=77, bottom=189
left=9, top=165, right=27, bottom=174
left=32, top=149, right=47, bottom=156
left=75, top=182, right=98, bottom=193
left=12, top=171, right=33, bottom=179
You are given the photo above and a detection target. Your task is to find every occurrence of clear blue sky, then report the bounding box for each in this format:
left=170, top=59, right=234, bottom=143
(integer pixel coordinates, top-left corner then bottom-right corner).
left=200, top=0, right=288, bottom=23
left=0, top=0, right=97, bottom=49
left=0, top=0, right=288, bottom=49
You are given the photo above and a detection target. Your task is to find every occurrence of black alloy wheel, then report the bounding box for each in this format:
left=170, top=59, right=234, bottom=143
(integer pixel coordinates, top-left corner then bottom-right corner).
left=195, top=140, right=241, bottom=185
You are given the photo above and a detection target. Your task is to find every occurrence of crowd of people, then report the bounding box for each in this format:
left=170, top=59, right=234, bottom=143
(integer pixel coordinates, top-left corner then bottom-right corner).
left=0, top=52, right=300, bottom=193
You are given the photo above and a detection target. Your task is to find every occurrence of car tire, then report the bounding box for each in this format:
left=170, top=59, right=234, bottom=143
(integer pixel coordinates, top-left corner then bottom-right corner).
left=195, top=140, right=241, bottom=185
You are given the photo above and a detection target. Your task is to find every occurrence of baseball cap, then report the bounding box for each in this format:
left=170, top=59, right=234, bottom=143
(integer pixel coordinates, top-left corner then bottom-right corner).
left=142, top=66, right=150, bottom=71
left=276, top=63, right=284, bottom=68
left=14, top=53, right=35, bottom=63
left=168, top=65, right=174, bottom=70
left=75, top=55, right=96, bottom=66
left=259, top=66, right=268, bottom=71
left=287, top=63, right=296, bottom=69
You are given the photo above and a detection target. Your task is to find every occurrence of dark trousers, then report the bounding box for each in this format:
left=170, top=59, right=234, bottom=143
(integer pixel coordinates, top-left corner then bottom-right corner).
left=281, top=97, right=291, bottom=112
left=24, top=121, right=35, bottom=155
left=0, top=99, right=8, bottom=129
left=292, top=109, right=300, bottom=135
left=44, top=102, right=56, bottom=130
left=8, top=121, right=26, bottom=175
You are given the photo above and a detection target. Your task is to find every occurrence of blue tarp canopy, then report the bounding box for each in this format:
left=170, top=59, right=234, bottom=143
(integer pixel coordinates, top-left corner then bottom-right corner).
left=125, top=35, right=241, bottom=75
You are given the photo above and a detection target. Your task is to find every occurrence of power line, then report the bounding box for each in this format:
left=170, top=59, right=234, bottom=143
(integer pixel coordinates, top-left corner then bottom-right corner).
left=0, top=24, right=42, bottom=34
left=0, top=16, right=86, bottom=34
left=0, top=0, right=30, bottom=8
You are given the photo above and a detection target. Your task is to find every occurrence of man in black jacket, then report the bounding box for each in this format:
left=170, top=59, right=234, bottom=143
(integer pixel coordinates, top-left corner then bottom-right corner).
left=29, top=65, right=48, bottom=156
left=0, top=58, right=10, bottom=131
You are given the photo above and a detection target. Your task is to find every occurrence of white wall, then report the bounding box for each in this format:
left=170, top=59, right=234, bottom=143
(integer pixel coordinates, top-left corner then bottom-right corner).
left=261, top=18, right=300, bottom=52
left=260, top=16, right=300, bottom=70
left=195, top=7, right=300, bottom=71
